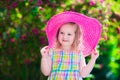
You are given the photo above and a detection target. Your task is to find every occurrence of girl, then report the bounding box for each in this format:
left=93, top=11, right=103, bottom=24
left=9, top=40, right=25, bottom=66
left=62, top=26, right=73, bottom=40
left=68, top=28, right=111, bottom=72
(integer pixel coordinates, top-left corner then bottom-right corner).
left=40, top=11, right=101, bottom=80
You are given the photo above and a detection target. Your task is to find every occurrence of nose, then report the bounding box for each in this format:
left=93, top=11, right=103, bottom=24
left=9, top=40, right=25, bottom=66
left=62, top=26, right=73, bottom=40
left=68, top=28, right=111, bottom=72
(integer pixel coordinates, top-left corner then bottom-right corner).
left=63, top=34, right=68, bottom=39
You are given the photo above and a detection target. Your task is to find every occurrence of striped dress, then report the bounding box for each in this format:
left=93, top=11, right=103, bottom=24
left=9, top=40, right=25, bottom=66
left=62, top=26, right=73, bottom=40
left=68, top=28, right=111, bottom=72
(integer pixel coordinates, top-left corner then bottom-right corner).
left=48, top=50, right=83, bottom=80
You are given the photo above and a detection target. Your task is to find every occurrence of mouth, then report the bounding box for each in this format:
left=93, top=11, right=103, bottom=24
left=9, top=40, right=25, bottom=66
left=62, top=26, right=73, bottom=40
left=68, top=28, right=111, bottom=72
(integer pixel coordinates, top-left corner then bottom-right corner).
left=62, top=40, right=69, bottom=42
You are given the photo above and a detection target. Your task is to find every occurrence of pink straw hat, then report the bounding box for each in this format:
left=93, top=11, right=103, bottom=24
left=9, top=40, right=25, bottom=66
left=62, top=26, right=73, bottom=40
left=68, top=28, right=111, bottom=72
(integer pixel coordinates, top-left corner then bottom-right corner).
left=45, top=11, right=102, bottom=57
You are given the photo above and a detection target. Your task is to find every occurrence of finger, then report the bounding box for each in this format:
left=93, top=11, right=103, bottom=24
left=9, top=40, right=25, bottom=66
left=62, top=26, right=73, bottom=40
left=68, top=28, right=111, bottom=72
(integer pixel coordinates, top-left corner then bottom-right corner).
left=93, top=48, right=96, bottom=52
left=45, top=46, right=48, bottom=49
left=44, top=46, right=48, bottom=49
left=44, top=51, right=46, bottom=53
left=41, top=48, right=46, bottom=54
left=94, top=52, right=97, bottom=55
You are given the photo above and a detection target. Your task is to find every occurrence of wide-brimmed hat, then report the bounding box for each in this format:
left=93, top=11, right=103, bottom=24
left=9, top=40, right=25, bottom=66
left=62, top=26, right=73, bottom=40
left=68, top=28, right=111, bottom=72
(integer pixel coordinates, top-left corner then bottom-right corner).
left=45, top=11, right=102, bottom=57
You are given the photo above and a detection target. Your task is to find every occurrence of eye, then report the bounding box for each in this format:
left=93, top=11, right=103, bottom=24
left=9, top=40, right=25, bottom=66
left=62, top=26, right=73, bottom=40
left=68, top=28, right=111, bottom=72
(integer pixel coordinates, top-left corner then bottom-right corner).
left=68, top=33, right=71, bottom=36
left=60, top=32, right=64, bottom=34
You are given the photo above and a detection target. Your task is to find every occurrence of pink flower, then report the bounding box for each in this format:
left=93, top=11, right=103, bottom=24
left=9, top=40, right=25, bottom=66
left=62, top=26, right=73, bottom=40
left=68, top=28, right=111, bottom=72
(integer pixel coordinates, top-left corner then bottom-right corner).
left=41, top=29, right=45, bottom=33
left=99, top=10, right=102, bottom=14
left=39, top=36, right=47, bottom=44
left=20, top=35, right=26, bottom=40
left=43, top=20, right=47, bottom=23
left=100, top=0, right=104, bottom=3
left=28, top=0, right=33, bottom=3
left=103, top=35, right=107, bottom=41
left=24, top=59, right=31, bottom=64
left=89, top=0, right=96, bottom=6
left=104, top=23, right=108, bottom=27
left=116, top=27, right=120, bottom=34
left=32, top=28, right=39, bottom=35
left=11, top=2, right=18, bottom=9
left=25, top=24, right=29, bottom=29
left=77, top=0, right=84, bottom=3
left=99, top=64, right=103, bottom=69
left=37, top=0, right=42, bottom=6
left=6, top=6, right=11, bottom=11
left=39, top=7, right=44, bottom=11
left=10, top=38, right=15, bottom=42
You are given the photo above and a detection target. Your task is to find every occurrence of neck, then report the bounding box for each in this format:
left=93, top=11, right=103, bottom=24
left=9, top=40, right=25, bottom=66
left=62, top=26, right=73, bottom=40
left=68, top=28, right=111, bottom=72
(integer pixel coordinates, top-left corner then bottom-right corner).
left=61, top=46, right=73, bottom=53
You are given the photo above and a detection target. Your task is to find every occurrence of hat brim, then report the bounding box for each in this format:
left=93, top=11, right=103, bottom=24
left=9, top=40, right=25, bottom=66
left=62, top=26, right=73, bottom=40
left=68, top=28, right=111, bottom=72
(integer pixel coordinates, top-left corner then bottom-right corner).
left=45, top=11, right=102, bottom=57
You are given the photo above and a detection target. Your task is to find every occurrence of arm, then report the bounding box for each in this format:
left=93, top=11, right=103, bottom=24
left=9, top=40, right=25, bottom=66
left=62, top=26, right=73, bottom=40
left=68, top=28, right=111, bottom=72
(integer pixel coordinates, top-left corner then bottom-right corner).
left=40, top=46, right=52, bottom=76
left=80, top=49, right=99, bottom=78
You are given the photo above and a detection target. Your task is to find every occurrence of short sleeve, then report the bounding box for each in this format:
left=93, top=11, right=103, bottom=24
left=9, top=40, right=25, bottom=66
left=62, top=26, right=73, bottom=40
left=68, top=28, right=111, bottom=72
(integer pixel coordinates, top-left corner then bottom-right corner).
left=79, top=52, right=86, bottom=71
left=48, top=48, right=54, bottom=58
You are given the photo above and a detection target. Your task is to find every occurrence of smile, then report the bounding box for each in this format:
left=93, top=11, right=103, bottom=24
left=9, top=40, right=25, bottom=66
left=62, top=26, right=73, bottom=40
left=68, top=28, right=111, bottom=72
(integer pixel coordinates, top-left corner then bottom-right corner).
left=63, top=40, right=69, bottom=42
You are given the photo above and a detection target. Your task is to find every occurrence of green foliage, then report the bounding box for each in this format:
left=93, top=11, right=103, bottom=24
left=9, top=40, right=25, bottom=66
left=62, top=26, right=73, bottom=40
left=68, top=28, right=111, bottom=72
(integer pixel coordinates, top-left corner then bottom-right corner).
left=0, top=0, right=120, bottom=80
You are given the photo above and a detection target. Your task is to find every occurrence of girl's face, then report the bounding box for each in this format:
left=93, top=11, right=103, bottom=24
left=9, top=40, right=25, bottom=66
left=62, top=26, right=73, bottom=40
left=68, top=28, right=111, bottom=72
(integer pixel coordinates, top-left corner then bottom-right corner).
left=58, top=23, right=77, bottom=47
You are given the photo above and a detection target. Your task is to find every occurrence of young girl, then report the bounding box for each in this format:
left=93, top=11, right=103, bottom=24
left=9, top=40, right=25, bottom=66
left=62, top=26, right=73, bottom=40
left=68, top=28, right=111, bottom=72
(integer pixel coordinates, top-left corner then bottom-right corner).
left=40, top=11, right=101, bottom=80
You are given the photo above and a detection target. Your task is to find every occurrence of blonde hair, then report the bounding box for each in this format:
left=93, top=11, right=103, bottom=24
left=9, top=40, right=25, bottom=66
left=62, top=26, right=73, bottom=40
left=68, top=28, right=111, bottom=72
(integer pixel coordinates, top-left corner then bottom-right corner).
left=54, top=22, right=81, bottom=51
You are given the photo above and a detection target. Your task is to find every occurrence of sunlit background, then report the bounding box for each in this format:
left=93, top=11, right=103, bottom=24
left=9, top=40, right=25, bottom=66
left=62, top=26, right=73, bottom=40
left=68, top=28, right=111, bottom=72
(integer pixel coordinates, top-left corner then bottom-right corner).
left=0, top=0, right=120, bottom=80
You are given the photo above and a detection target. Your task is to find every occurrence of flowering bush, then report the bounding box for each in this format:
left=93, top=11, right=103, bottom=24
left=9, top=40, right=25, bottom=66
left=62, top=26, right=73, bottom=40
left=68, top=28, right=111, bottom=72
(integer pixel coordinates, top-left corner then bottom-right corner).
left=0, top=0, right=120, bottom=80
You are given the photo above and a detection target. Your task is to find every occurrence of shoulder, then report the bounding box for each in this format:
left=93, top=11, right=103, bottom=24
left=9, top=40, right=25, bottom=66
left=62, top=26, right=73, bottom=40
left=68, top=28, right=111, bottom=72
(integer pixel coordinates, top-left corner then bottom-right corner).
left=48, top=48, right=54, bottom=55
left=52, top=48, right=62, bottom=52
left=48, top=48, right=62, bottom=56
left=75, top=51, right=85, bottom=59
left=48, top=47, right=61, bottom=53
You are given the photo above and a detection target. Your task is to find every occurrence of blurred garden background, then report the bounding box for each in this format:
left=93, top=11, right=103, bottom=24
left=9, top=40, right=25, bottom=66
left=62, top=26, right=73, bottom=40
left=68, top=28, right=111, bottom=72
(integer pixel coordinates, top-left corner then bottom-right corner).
left=0, top=0, right=120, bottom=80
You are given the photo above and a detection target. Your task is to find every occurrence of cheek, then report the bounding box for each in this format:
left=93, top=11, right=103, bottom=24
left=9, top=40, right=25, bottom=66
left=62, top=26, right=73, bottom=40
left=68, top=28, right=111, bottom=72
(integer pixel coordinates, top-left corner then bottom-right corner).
left=70, top=35, right=75, bottom=42
left=72, top=37, right=75, bottom=42
left=58, top=34, right=62, bottom=41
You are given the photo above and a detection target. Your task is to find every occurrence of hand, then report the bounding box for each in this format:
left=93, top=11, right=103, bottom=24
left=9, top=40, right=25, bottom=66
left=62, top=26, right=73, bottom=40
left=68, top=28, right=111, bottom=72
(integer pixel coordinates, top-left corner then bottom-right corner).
left=91, top=49, right=99, bottom=60
left=40, top=46, right=49, bottom=57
